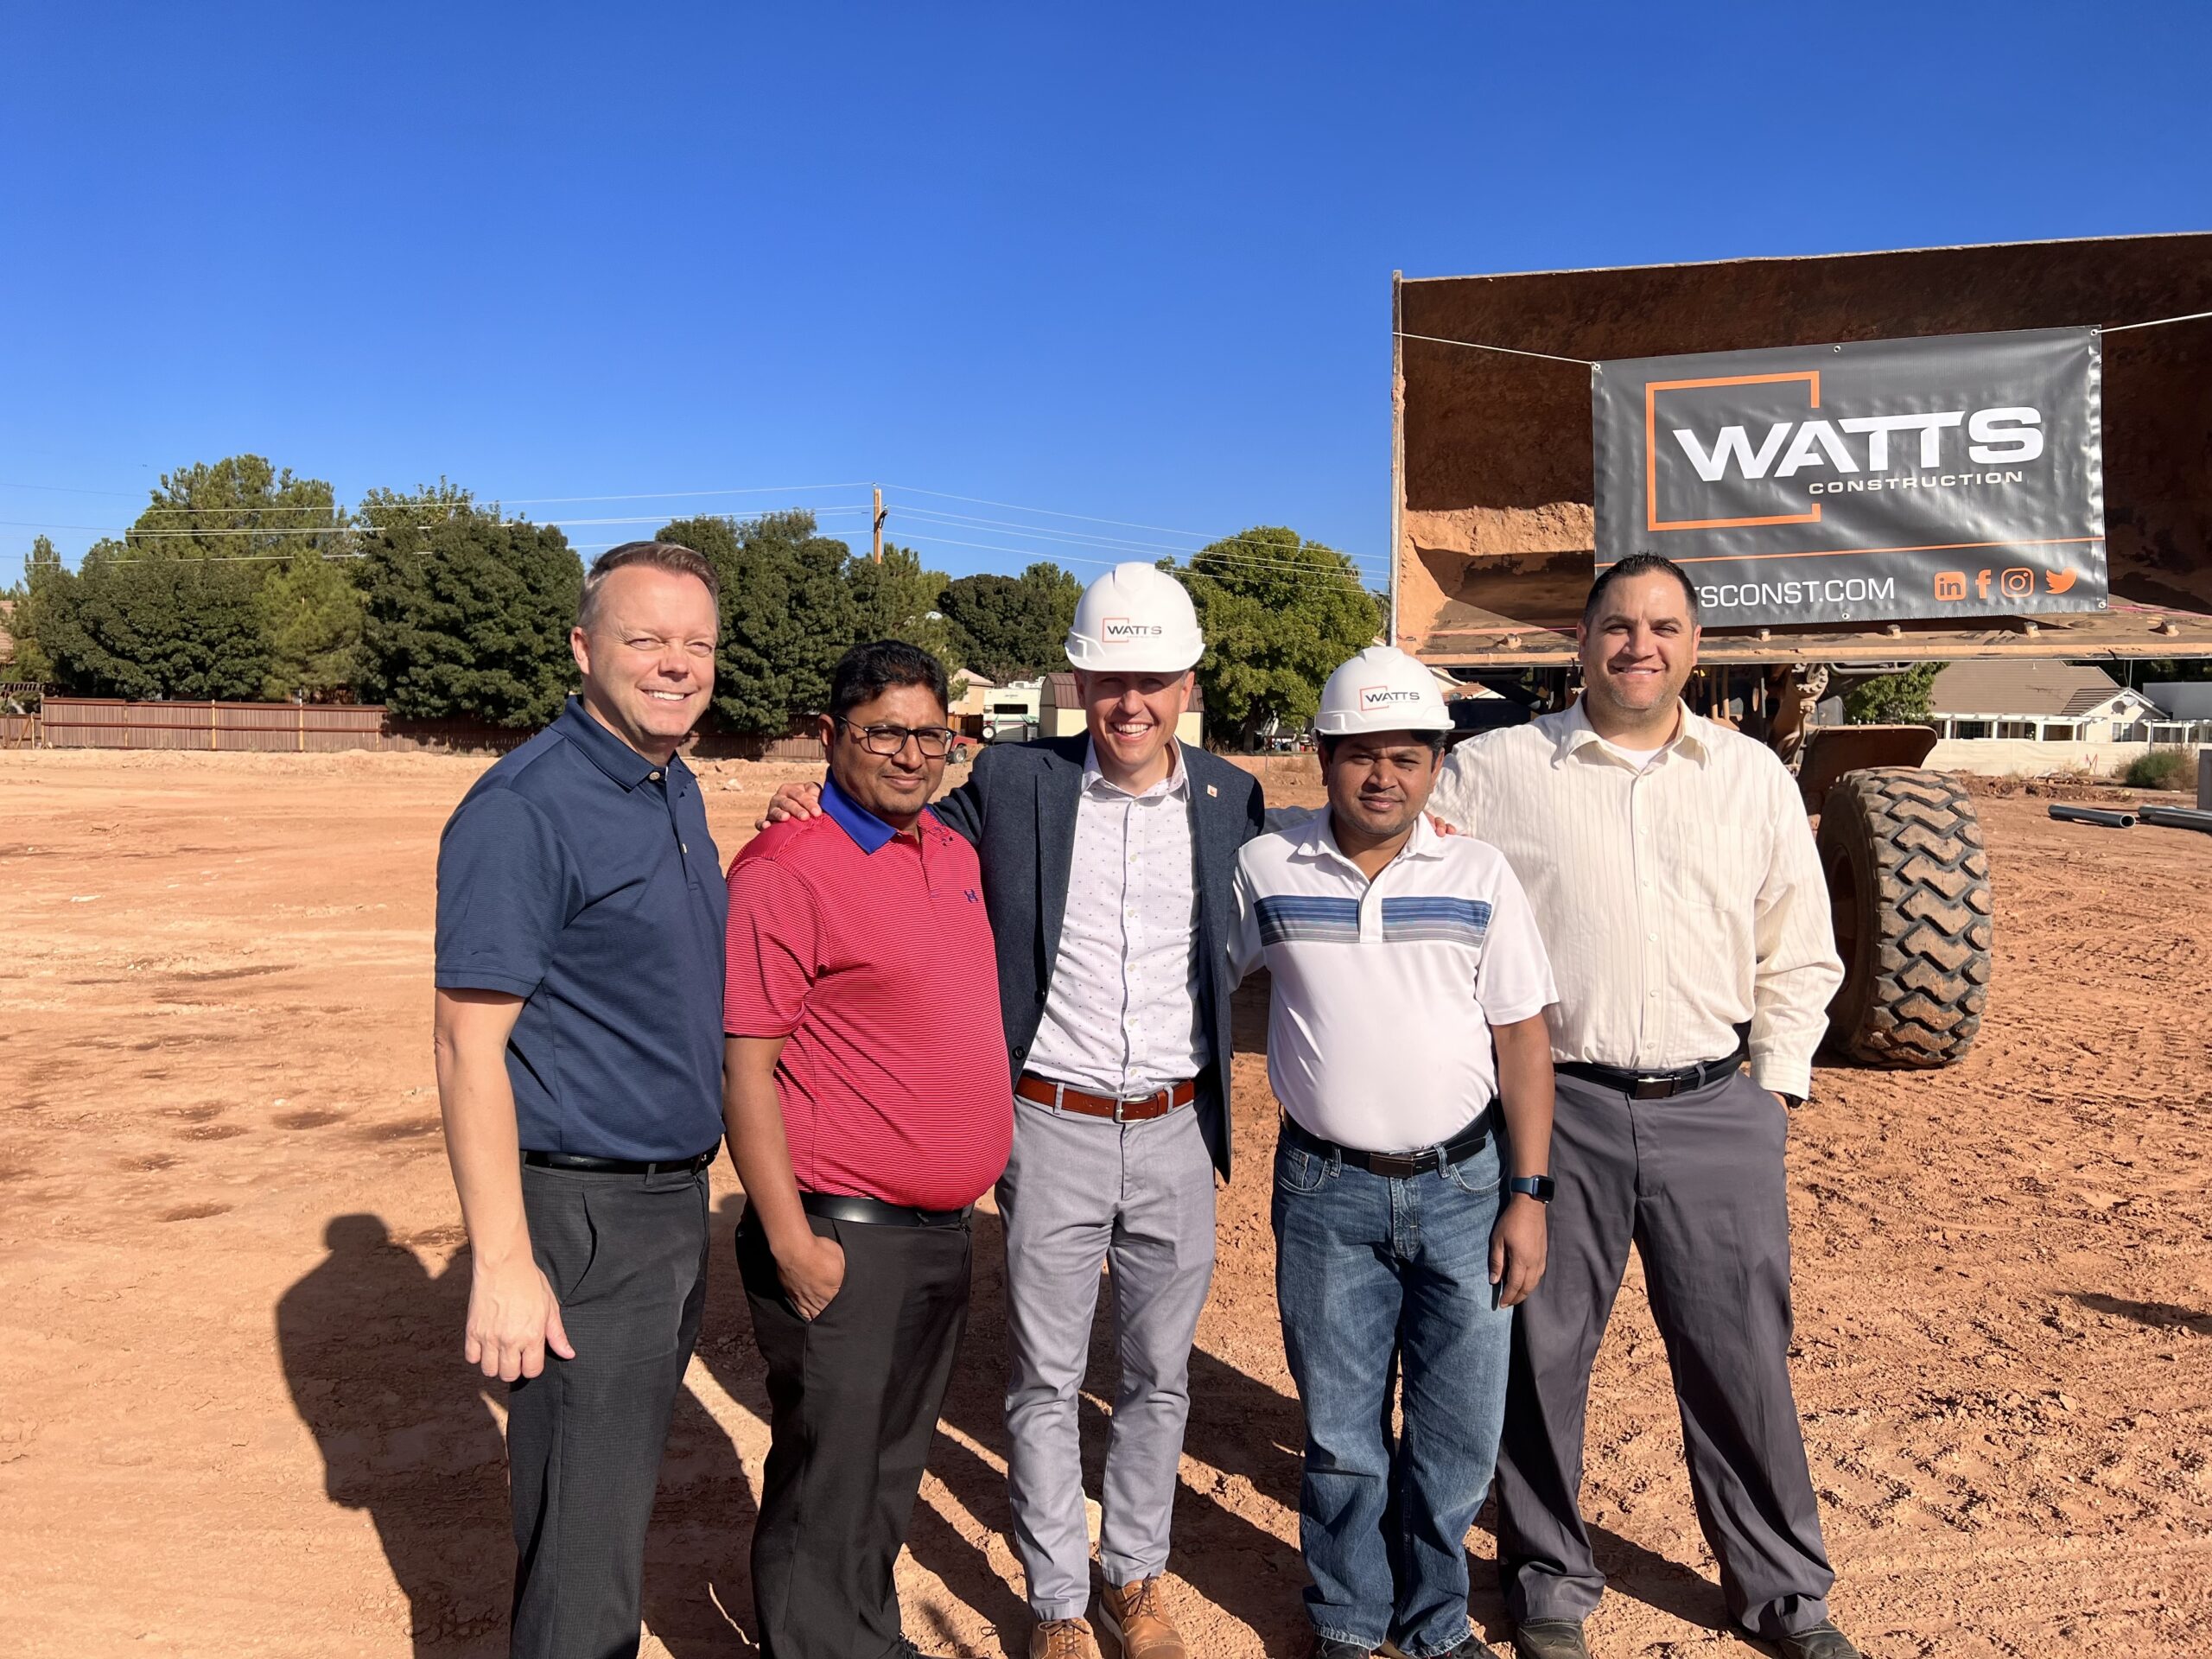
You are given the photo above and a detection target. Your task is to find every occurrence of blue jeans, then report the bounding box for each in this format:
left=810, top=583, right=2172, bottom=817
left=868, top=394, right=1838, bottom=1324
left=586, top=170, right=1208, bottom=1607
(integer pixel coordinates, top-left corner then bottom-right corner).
left=1272, top=1124, right=1512, bottom=1657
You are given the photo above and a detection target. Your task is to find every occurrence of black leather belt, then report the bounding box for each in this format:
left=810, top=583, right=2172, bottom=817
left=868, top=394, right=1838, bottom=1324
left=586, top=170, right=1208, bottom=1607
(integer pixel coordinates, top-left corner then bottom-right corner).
left=801, top=1191, right=972, bottom=1229
left=522, top=1147, right=718, bottom=1176
left=1281, top=1102, right=1501, bottom=1179
left=1556, top=1052, right=1745, bottom=1100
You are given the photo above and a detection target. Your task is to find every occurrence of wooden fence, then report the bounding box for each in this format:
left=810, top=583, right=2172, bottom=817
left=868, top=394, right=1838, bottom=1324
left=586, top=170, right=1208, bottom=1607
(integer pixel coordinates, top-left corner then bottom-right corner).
left=30, top=698, right=830, bottom=760
left=41, top=698, right=391, bottom=753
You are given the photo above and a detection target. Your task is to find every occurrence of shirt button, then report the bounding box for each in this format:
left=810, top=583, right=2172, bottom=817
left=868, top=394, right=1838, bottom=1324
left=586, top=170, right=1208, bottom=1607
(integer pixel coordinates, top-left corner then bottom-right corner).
left=1646, top=932, right=1657, bottom=942
left=649, top=770, right=662, bottom=782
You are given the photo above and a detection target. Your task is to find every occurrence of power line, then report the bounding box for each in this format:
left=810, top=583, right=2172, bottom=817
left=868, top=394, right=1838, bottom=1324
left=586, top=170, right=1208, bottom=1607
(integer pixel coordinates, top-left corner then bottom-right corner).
left=885, top=481, right=1365, bottom=550
left=0, top=480, right=149, bottom=499
left=1, top=505, right=870, bottom=539
left=893, top=516, right=1382, bottom=583
left=890, top=502, right=1387, bottom=572
left=891, top=530, right=1377, bottom=591
left=105, top=481, right=874, bottom=519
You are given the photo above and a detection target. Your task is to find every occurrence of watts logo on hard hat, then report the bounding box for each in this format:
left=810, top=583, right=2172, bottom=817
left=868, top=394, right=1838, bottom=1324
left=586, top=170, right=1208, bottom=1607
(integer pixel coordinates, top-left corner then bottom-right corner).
left=1065, top=563, right=1205, bottom=671
left=1315, top=645, right=1452, bottom=735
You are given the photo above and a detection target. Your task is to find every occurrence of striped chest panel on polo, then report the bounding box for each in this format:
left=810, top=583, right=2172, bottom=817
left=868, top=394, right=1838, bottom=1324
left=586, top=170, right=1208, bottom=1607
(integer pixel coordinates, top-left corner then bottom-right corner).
left=1377, top=895, right=1491, bottom=948
left=1254, top=893, right=1362, bottom=945
left=1254, top=893, right=1492, bottom=949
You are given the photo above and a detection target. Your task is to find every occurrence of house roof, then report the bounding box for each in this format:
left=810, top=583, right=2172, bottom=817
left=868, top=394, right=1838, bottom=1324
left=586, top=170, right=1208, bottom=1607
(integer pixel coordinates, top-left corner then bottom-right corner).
left=1929, top=660, right=2136, bottom=718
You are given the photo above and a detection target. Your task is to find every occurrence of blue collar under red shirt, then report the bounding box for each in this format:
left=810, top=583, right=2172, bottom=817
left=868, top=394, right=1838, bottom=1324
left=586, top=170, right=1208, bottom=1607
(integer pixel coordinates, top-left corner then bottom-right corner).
left=820, top=772, right=942, bottom=854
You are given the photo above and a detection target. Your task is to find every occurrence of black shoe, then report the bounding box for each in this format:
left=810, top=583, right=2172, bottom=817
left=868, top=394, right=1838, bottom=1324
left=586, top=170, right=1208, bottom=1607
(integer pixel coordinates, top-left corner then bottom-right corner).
left=1511, top=1621, right=1589, bottom=1659
left=1431, top=1637, right=1502, bottom=1659
left=1312, top=1638, right=1371, bottom=1659
left=1770, top=1624, right=1863, bottom=1659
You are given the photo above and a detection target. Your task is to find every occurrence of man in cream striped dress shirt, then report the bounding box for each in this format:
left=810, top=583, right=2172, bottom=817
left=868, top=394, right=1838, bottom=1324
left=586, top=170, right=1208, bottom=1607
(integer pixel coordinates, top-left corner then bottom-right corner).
left=1427, top=554, right=1859, bottom=1659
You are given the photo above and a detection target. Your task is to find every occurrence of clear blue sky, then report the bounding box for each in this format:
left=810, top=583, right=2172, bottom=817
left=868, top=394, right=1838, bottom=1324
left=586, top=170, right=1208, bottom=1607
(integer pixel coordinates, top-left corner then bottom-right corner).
left=3, top=1, right=2207, bottom=589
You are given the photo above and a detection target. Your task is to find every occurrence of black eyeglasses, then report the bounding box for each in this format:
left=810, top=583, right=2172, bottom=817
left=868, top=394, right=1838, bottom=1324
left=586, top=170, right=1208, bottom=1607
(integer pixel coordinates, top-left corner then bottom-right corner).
left=838, top=718, right=959, bottom=758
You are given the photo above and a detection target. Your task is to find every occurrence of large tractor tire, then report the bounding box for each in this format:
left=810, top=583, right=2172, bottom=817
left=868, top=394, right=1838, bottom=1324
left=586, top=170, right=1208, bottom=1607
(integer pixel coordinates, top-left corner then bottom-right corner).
left=1816, top=766, right=1992, bottom=1067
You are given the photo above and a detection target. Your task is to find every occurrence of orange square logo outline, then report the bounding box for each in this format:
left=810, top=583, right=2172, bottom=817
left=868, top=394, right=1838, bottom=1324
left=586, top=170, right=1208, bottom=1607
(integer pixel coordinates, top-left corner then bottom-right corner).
left=1644, top=370, right=1825, bottom=534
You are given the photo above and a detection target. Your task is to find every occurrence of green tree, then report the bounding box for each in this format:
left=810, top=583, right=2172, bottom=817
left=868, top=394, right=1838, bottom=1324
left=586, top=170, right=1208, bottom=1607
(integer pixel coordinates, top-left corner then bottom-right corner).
left=660, top=510, right=861, bottom=734
left=1844, top=662, right=1942, bottom=724
left=258, top=550, right=364, bottom=702
left=847, top=543, right=960, bottom=665
left=938, top=562, right=1081, bottom=682
left=356, top=486, right=581, bottom=726
left=1180, top=527, right=1381, bottom=742
left=16, top=458, right=348, bottom=701
left=3, top=537, right=62, bottom=697
left=29, top=537, right=274, bottom=699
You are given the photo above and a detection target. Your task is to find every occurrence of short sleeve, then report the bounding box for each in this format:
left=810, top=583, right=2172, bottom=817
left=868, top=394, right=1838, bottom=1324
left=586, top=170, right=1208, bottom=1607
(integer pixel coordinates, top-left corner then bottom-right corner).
left=435, top=789, right=575, bottom=998
left=1472, top=852, right=1557, bottom=1028
left=724, top=855, right=824, bottom=1038
left=1227, top=851, right=1264, bottom=984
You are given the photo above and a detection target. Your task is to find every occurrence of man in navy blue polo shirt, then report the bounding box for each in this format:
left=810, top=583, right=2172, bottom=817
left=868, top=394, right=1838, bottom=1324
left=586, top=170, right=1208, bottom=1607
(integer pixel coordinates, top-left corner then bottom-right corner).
left=434, top=540, right=728, bottom=1659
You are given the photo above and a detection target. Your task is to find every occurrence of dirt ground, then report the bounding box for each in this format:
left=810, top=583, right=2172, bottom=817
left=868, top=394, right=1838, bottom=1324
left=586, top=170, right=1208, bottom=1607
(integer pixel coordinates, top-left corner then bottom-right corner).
left=1, top=748, right=2208, bottom=1658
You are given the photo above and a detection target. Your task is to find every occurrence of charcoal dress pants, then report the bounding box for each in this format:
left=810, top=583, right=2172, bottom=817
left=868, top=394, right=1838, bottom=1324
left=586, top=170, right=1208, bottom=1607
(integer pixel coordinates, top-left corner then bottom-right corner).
left=507, top=1159, right=712, bottom=1659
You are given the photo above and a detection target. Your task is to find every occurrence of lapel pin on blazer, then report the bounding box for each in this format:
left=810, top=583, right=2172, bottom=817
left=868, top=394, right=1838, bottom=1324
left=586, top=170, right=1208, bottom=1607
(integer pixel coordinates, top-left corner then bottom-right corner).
left=1206, top=784, right=1217, bottom=797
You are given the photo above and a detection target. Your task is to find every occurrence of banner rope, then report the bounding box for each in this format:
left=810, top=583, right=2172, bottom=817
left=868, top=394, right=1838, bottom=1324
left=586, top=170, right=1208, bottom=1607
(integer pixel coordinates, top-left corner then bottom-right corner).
left=1400, top=308, right=2212, bottom=360
left=2100, top=308, right=2212, bottom=334
left=1393, top=331, right=1596, bottom=367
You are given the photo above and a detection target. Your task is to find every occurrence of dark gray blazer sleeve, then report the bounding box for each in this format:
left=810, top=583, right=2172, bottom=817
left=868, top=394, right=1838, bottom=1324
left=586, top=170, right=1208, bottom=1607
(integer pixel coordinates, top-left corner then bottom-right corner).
left=931, top=753, right=989, bottom=844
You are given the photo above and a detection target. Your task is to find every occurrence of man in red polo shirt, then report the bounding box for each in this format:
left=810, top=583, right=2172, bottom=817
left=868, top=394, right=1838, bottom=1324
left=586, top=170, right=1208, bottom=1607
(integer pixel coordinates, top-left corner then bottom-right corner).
left=723, top=639, right=1013, bottom=1659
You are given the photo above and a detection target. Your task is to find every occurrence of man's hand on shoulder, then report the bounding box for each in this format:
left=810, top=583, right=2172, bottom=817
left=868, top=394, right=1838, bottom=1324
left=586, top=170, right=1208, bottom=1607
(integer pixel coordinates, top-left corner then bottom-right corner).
left=758, top=780, right=824, bottom=830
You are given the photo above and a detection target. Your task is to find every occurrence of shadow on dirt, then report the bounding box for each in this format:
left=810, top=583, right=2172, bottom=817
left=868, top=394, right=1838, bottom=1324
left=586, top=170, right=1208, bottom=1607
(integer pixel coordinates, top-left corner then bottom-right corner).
left=276, top=1211, right=757, bottom=1657
left=2070, top=1291, right=2212, bottom=1337
left=278, top=1197, right=1727, bottom=1654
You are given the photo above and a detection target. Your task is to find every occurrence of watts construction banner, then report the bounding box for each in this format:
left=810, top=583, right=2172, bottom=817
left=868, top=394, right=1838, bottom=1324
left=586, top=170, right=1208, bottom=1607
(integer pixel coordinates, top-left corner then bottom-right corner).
left=1592, top=327, right=2105, bottom=627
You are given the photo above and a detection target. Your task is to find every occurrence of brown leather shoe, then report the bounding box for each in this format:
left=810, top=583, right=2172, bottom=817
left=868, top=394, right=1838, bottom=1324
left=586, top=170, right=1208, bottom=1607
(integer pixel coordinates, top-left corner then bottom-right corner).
left=1098, top=1578, right=1187, bottom=1659
left=1030, top=1617, right=1103, bottom=1659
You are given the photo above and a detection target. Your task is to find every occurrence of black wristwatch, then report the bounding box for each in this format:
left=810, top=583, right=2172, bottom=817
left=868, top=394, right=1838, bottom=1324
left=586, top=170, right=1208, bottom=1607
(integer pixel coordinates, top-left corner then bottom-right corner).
left=1508, top=1175, right=1555, bottom=1203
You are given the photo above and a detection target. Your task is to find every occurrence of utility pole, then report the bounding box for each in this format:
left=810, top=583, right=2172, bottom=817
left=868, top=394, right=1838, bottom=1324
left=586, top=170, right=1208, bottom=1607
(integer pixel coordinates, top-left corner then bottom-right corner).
left=872, top=485, right=885, bottom=563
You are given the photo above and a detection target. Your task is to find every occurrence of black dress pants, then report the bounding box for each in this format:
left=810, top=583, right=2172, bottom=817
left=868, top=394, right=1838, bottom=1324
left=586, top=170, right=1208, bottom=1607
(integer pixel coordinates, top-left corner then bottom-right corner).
left=738, top=1207, right=973, bottom=1659
left=507, top=1160, right=711, bottom=1659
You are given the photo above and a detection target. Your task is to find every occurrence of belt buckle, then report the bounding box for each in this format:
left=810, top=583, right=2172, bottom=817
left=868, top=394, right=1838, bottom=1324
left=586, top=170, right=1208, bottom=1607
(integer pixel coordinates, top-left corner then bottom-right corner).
left=1630, top=1076, right=1677, bottom=1101
left=1113, top=1088, right=1160, bottom=1124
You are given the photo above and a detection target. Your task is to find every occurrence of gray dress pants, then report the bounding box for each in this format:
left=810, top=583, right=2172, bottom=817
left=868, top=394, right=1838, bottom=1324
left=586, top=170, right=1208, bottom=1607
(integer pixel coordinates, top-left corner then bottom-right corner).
left=1493, top=1068, right=1834, bottom=1642
left=508, top=1160, right=711, bottom=1659
left=1000, top=1096, right=1217, bottom=1620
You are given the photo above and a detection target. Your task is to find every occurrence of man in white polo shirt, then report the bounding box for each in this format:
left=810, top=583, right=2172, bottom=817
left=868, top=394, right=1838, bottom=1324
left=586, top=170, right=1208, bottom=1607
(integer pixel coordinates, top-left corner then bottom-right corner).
left=1230, top=646, right=1559, bottom=1659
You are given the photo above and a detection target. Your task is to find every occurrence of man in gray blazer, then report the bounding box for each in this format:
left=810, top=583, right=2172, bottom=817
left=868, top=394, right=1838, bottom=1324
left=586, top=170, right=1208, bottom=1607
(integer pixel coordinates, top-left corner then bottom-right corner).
left=768, top=563, right=1263, bottom=1659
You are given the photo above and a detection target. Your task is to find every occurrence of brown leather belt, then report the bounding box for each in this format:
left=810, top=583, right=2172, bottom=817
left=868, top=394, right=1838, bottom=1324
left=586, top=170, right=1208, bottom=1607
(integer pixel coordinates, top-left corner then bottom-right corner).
left=1016, top=1071, right=1196, bottom=1122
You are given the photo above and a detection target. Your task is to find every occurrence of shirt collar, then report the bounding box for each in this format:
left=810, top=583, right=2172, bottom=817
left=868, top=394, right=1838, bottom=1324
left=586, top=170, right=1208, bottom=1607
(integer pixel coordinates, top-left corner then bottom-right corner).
left=820, top=771, right=937, bottom=854
left=556, top=695, right=689, bottom=791
left=1080, top=738, right=1190, bottom=802
left=1292, top=806, right=1447, bottom=870
left=1552, top=697, right=1713, bottom=770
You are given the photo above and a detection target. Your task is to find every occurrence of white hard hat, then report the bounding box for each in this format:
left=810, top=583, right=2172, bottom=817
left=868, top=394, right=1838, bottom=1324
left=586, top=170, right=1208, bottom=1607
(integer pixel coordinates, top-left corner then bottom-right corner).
left=1064, top=563, right=1205, bottom=672
left=1313, top=645, right=1453, bottom=736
